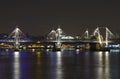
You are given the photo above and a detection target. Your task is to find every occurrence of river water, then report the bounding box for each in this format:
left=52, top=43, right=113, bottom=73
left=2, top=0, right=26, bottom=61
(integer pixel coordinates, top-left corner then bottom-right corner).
left=0, top=49, right=119, bottom=79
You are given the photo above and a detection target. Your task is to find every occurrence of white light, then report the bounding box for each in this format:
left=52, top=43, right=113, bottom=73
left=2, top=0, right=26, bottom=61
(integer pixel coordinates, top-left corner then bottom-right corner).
left=57, top=51, right=62, bottom=58
left=13, top=51, right=20, bottom=79
left=32, top=49, right=35, bottom=52
left=56, top=51, right=62, bottom=79
left=14, top=51, right=20, bottom=58
left=105, top=51, right=109, bottom=55
left=57, top=28, right=61, bottom=31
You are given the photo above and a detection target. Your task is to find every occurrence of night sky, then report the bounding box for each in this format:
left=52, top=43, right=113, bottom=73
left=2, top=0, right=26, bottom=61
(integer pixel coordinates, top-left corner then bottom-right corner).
left=0, top=0, right=120, bottom=36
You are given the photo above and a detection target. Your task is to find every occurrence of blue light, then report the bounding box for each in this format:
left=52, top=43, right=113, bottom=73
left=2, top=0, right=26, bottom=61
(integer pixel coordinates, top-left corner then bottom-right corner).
left=108, top=44, right=120, bottom=48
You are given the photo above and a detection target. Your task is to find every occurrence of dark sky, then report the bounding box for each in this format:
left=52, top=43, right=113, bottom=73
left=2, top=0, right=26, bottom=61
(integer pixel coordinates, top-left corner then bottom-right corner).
left=0, top=0, right=120, bottom=36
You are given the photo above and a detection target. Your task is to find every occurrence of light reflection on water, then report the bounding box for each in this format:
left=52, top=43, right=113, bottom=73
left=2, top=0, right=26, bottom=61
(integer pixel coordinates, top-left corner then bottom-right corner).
left=105, top=51, right=110, bottom=79
left=0, top=49, right=119, bottom=79
left=56, top=51, right=62, bottom=79
left=13, top=51, right=20, bottom=79
left=97, top=51, right=110, bottom=79
left=36, top=51, right=41, bottom=79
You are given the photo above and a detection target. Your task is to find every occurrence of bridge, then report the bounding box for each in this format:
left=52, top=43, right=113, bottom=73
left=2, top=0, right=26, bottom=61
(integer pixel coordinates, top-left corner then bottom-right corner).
left=0, top=27, right=32, bottom=49
left=46, top=26, right=116, bottom=49
left=0, top=26, right=118, bottom=50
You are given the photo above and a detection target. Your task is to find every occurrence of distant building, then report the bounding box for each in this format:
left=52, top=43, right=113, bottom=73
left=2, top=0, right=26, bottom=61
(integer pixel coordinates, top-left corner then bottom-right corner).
left=61, top=36, right=74, bottom=40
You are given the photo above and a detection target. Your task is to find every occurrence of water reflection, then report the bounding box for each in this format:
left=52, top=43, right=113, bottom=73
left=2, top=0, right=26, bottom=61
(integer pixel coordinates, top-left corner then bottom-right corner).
left=36, top=51, right=41, bottom=58
left=84, top=51, right=90, bottom=79
left=32, top=49, right=35, bottom=52
left=0, top=49, right=119, bottom=79
left=36, top=51, right=41, bottom=79
left=97, top=51, right=110, bottom=79
left=104, top=51, right=110, bottom=79
left=48, top=51, right=63, bottom=79
left=98, top=51, right=103, bottom=66
left=13, top=51, right=20, bottom=79
left=56, top=51, right=62, bottom=79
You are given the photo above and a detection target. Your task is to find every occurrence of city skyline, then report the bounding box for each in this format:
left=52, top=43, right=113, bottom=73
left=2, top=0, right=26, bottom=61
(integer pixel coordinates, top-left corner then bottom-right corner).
left=0, top=0, right=120, bottom=35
